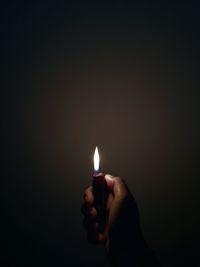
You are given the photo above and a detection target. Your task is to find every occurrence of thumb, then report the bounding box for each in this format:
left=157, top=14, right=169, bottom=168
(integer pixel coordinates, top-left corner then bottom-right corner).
left=104, top=174, right=129, bottom=199
left=103, top=174, right=129, bottom=240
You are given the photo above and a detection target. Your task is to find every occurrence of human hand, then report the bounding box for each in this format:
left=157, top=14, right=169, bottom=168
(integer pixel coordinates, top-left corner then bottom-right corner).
left=82, top=174, right=158, bottom=266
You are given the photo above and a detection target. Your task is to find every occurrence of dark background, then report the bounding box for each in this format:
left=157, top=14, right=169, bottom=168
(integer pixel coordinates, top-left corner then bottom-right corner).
left=1, top=2, right=200, bottom=266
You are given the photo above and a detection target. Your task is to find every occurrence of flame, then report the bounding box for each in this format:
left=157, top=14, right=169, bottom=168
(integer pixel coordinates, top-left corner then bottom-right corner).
left=94, top=146, right=100, bottom=171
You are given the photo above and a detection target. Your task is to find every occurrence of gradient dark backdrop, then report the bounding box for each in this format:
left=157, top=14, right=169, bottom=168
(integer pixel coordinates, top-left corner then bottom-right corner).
left=1, top=2, right=200, bottom=266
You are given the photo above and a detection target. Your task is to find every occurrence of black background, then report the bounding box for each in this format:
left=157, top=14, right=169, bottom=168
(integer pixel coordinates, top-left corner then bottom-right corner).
left=1, top=2, right=200, bottom=266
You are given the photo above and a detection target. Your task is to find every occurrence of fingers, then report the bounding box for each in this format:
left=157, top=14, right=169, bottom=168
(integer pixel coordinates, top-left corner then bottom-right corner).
left=82, top=186, right=101, bottom=244
left=81, top=186, right=97, bottom=218
left=81, top=203, right=97, bottom=217
left=83, top=186, right=94, bottom=206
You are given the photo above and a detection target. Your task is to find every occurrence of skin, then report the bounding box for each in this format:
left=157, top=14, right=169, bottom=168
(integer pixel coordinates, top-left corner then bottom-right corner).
left=82, top=174, right=160, bottom=266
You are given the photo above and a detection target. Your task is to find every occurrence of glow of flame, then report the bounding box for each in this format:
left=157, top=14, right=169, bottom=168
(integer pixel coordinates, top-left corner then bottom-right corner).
left=94, top=146, right=100, bottom=171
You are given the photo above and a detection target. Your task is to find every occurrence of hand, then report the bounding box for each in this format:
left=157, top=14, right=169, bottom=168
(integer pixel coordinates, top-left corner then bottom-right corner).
left=81, top=174, right=160, bottom=266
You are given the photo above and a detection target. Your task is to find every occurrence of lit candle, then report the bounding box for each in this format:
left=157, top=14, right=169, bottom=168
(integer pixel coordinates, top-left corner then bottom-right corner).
left=93, top=147, right=108, bottom=233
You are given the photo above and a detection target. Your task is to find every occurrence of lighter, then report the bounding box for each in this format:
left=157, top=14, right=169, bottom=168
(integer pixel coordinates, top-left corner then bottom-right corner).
left=93, top=147, right=108, bottom=233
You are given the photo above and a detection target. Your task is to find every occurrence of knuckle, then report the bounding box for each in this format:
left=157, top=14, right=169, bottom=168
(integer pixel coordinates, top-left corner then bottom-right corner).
left=90, top=207, right=97, bottom=218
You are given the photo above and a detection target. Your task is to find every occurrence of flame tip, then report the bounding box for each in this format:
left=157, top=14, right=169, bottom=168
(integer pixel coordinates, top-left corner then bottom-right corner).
left=93, top=146, right=100, bottom=171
